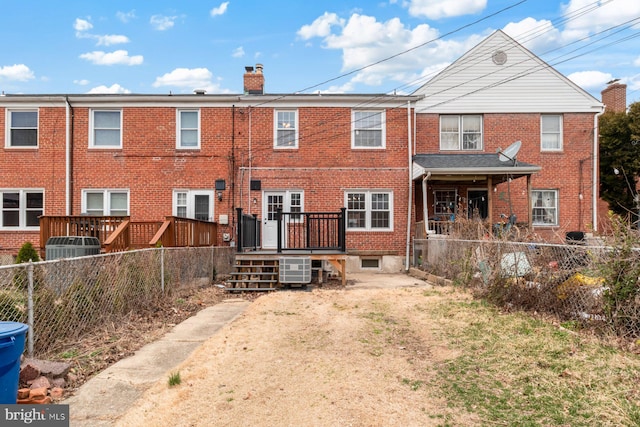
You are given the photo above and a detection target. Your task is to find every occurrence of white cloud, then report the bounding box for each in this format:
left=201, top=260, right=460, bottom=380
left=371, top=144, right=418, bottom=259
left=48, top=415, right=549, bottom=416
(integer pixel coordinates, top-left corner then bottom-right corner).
left=152, top=68, right=233, bottom=94
left=232, top=47, right=245, bottom=58
left=561, top=0, right=640, bottom=41
left=503, top=18, right=564, bottom=52
left=86, top=84, right=131, bottom=94
left=152, top=67, right=213, bottom=88
left=634, top=56, right=640, bottom=67
left=297, top=12, right=344, bottom=40
left=567, top=70, right=613, bottom=90
left=297, top=12, right=485, bottom=91
left=97, top=35, right=130, bottom=46
left=74, top=18, right=93, bottom=32
left=73, top=79, right=90, bottom=86
left=150, top=15, right=177, bottom=31
left=407, top=0, right=487, bottom=19
left=116, top=10, right=136, bottom=23
left=79, top=50, right=144, bottom=66
left=0, top=64, right=35, bottom=81
left=210, top=2, right=229, bottom=17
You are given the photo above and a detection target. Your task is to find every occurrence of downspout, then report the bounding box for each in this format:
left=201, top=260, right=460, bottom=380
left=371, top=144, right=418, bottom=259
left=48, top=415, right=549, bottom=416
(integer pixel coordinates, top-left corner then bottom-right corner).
left=64, top=97, right=74, bottom=216
left=231, top=105, right=235, bottom=226
left=405, top=101, right=413, bottom=271
left=248, top=106, right=253, bottom=214
left=592, top=108, right=605, bottom=232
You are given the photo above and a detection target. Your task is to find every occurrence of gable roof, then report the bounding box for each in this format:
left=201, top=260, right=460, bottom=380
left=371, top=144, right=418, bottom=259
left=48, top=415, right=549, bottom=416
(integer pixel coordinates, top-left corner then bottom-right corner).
left=413, top=30, right=603, bottom=114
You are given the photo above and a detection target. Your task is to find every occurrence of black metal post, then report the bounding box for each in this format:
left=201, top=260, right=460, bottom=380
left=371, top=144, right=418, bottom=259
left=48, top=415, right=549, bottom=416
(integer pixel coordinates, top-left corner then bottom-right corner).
left=236, top=207, right=243, bottom=252
left=276, top=208, right=283, bottom=253
left=339, top=207, right=347, bottom=252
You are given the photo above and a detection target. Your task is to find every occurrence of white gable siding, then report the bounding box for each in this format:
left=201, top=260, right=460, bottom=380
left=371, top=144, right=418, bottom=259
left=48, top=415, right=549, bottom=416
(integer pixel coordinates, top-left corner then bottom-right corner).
left=414, top=31, right=603, bottom=114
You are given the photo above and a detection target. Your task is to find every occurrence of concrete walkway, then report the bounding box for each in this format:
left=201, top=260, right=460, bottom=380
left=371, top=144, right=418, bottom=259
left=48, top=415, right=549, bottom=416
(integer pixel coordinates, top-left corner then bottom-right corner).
left=63, top=298, right=251, bottom=427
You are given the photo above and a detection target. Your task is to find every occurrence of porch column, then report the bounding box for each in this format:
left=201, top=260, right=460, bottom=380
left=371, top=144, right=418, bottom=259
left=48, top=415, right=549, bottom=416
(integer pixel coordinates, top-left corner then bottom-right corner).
left=487, top=176, right=493, bottom=225
left=527, top=175, right=532, bottom=229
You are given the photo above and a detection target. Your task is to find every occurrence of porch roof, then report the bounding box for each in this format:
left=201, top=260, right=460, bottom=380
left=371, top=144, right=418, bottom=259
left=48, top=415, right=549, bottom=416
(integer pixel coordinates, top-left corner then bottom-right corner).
left=412, top=153, right=541, bottom=182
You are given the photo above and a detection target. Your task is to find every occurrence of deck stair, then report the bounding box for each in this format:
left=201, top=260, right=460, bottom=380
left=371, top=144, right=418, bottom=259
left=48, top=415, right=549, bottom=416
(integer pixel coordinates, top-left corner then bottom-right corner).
left=227, top=257, right=279, bottom=291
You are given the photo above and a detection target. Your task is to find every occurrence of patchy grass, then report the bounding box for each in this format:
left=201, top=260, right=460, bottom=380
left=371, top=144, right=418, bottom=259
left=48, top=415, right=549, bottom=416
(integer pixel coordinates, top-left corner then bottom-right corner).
left=426, top=297, right=640, bottom=426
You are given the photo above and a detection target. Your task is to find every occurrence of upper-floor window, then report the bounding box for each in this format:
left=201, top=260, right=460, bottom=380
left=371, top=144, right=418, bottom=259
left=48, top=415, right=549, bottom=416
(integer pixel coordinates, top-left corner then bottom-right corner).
left=83, top=189, right=129, bottom=216
left=541, top=115, right=562, bottom=151
left=1, top=189, right=43, bottom=229
left=177, top=110, right=200, bottom=149
left=90, top=110, right=122, bottom=148
left=6, top=110, right=38, bottom=148
left=440, top=115, right=482, bottom=151
left=532, top=189, right=558, bottom=226
left=352, top=110, right=385, bottom=149
left=275, top=110, right=298, bottom=148
left=346, top=190, right=392, bottom=230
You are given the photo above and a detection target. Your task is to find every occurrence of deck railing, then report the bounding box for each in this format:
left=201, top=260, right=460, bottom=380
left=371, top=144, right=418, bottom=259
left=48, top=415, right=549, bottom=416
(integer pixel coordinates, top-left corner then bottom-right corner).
left=39, top=215, right=216, bottom=256
left=277, top=208, right=346, bottom=252
left=236, top=208, right=260, bottom=252
left=149, top=216, right=218, bottom=248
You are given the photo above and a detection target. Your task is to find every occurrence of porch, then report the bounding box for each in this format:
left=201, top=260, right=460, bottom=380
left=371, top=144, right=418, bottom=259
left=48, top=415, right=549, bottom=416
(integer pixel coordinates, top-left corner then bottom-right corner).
left=230, top=208, right=348, bottom=289
left=413, top=152, right=542, bottom=237
left=38, top=215, right=218, bottom=258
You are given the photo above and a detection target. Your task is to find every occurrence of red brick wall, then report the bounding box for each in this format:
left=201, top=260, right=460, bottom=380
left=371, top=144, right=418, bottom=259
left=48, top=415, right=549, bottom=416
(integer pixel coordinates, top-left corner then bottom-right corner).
left=415, top=112, right=597, bottom=242
left=1, top=103, right=414, bottom=256
left=0, top=106, right=67, bottom=255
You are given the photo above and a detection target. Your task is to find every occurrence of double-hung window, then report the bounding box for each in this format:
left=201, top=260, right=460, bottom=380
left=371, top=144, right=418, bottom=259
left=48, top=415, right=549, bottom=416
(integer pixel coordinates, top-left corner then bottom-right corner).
left=531, top=189, right=558, bottom=226
left=6, top=110, right=38, bottom=148
left=541, top=115, right=562, bottom=151
left=83, top=190, right=129, bottom=216
left=346, top=190, right=392, bottom=230
left=352, top=110, right=385, bottom=149
left=275, top=110, right=298, bottom=148
left=177, top=110, right=200, bottom=149
left=90, top=110, right=122, bottom=148
left=440, top=115, right=482, bottom=150
left=1, top=189, right=43, bottom=229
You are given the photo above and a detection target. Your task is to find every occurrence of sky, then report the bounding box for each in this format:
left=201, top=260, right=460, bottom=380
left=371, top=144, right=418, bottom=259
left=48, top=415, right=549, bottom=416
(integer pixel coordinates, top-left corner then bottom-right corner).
left=1, top=0, right=639, bottom=105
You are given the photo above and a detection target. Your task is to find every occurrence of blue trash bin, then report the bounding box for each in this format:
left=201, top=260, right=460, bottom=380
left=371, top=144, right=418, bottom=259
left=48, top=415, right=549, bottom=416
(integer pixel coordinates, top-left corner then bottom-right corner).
left=0, top=321, right=28, bottom=404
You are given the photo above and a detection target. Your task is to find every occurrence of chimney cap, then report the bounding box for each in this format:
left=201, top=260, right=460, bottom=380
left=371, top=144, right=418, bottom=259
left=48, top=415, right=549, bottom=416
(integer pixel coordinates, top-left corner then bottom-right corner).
left=193, top=89, right=206, bottom=95
left=245, top=66, right=254, bottom=73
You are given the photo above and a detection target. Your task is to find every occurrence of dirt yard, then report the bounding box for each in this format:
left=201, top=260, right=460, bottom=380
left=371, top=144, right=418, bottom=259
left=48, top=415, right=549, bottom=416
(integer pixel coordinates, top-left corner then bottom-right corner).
left=114, top=279, right=482, bottom=426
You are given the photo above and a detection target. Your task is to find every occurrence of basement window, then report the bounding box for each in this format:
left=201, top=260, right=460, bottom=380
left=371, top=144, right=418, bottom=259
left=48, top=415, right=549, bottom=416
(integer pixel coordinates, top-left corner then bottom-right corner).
left=361, top=258, right=380, bottom=269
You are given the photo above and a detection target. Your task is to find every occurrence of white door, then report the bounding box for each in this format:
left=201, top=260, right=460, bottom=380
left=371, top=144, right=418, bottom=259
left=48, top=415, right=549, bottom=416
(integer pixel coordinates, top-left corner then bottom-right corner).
left=262, top=192, right=284, bottom=249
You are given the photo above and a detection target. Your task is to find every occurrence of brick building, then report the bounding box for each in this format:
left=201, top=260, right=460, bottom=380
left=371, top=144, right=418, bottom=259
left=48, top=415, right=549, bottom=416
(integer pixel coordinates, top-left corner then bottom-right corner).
left=411, top=30, right=604, bottom=242
left=0, top=30, right=606, bottom=268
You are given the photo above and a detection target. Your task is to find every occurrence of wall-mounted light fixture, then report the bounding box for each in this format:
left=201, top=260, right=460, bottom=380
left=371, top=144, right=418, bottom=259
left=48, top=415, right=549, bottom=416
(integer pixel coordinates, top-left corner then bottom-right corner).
left=215, top=179, right=226, bottom=202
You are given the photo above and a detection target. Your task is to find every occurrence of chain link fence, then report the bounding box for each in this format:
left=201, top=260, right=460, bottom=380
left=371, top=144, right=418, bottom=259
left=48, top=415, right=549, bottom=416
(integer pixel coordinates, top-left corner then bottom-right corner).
left=0, top=246, right=234, bottom=358
left=414, top=236, right=640, bottom=340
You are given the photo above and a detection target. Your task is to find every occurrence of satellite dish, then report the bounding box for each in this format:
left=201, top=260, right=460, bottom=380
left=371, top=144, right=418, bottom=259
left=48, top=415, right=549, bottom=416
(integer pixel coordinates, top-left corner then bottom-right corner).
left=498, top=140, right=521, bottom=164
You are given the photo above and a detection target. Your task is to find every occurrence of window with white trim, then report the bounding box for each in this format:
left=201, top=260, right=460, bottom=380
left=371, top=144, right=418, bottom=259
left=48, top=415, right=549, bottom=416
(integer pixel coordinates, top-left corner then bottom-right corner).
left=177, top=110, right=200, bottom=149
left=275, top=110, right=298, bottom=148
left=173, top=190, right=214, bottom=221
left=532, top=189, right=558, bottom=226
left=346, top=191, right=392, bottom=230
left=541, top=114, right=562, bottom=151
left=90, top=110, right=122, bottom=148
left=6, top=110, right=38, bottom=148
left=83, top=190, right=129, bottom=216
left=1, top=190, right=43, bottom=229
left=440, top=115, right=482, bottom=150
left=352, top=110, right=385, bottom=148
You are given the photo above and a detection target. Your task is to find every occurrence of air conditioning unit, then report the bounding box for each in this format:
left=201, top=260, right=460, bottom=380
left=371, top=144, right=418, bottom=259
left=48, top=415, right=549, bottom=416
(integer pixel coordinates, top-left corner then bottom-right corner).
left=279, top=257, right=311, bottom=284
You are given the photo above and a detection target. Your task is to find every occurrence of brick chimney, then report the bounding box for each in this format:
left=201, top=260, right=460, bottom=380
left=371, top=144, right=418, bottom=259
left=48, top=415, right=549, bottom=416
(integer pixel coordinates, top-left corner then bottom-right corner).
left=243, top=64, right=264, bottom=94
left=601, top=81, right=627, bottom=113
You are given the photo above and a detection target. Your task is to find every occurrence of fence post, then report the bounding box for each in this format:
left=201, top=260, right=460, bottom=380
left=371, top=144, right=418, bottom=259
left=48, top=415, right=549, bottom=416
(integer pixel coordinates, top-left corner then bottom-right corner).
left=160, top=247, right=165, bottom=294
left=27, top=261, right=34, bottom=357
left=339, top=207, right=347, bottom=252
left=236, top=208, right=244, bottom=252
